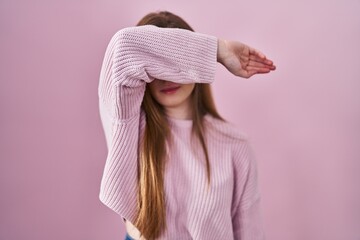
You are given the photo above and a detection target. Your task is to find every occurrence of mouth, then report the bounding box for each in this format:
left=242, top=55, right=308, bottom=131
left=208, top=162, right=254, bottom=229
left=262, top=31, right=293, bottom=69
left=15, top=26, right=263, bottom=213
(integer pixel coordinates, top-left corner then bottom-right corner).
left=160, top=86, right=181, bottom=94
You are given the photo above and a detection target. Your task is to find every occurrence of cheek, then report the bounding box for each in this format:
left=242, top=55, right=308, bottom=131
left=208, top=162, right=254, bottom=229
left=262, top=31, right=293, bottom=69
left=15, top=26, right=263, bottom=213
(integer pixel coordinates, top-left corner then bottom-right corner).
left=182, top=84, right=195, bottom=98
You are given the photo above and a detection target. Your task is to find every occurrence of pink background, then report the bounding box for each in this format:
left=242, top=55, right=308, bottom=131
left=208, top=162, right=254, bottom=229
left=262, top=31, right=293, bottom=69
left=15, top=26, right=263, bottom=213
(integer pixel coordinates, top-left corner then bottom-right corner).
left=1, top=0, right=359, bottom=239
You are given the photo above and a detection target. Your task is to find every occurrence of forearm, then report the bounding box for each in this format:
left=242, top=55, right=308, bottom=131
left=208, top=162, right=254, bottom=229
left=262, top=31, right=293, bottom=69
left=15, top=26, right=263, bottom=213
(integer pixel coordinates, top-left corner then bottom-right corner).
left=112, top=25, right=218, bottom=84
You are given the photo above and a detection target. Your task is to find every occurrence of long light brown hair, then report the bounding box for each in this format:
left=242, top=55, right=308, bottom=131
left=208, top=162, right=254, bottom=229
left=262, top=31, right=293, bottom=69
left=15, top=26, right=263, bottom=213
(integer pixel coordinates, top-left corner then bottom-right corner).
left=134, top=11, right=223, bottom=239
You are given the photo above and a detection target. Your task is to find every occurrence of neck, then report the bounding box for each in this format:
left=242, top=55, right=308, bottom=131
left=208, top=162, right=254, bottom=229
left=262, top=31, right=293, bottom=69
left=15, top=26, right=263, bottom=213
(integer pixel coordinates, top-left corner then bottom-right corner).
left=164, top=101, right=193, bottom=120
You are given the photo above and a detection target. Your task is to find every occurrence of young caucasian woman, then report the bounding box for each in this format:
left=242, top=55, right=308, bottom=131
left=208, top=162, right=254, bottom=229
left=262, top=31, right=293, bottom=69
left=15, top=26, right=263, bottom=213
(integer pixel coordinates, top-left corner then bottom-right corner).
left=98, top=11, right=275, bottom=240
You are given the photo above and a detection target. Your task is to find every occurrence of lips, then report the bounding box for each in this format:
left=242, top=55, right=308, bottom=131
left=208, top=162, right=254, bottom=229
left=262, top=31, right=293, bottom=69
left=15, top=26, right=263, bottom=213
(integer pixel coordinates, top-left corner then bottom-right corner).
left=160, top=85, right=181, bottom=94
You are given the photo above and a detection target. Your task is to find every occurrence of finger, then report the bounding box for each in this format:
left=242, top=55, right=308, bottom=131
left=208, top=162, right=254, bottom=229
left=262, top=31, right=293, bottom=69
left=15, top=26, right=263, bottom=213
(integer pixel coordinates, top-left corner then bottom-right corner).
left=246, top=66, right=272, bottom=73
left=238, top=68, right=271, bottom=78
left=250, top=63, right=276, bottom=71
left=249, top=48, right=275, bottom=65
left=249, top=48, right=266, bottom=59
left=247, top=64, right=274, bottom=71
left=248, top=60, right=273, bottom=68
left=249, top=55, right=274, bottom=66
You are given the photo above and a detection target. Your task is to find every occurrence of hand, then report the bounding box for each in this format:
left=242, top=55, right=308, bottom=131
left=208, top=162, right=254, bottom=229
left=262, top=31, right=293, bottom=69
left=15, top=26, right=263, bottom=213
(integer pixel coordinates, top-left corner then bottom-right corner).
left=217, top=39, right=276, bottom=78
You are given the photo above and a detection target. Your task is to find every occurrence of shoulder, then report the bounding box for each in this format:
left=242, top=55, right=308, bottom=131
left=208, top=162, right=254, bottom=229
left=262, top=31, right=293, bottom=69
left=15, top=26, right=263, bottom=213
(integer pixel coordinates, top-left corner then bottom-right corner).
left=204, top=114, right=255, bottom=169
left=204, top=114, right=249, bottom=143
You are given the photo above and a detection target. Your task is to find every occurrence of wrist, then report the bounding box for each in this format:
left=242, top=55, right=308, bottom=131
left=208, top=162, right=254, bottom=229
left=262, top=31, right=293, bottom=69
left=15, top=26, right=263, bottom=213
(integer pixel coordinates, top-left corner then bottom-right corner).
left=217, top=38, right=227, bottom=64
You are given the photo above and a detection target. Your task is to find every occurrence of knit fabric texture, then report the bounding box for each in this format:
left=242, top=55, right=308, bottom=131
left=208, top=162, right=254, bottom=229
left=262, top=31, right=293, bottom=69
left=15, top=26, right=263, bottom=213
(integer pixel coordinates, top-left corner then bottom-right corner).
left=98, top=25, right=265, bottom=240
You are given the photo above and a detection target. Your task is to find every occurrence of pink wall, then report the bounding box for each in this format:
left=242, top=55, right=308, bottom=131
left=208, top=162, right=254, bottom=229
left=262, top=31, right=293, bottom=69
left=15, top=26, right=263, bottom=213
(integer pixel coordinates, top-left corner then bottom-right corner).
left=1, top=0, right=359, bottom=239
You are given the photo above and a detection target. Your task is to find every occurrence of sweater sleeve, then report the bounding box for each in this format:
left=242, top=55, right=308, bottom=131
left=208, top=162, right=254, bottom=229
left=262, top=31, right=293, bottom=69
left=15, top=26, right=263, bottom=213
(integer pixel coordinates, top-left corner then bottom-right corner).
left=232, top=141, right=266, bottom=240
left=98, top=25, right=218, bottom=222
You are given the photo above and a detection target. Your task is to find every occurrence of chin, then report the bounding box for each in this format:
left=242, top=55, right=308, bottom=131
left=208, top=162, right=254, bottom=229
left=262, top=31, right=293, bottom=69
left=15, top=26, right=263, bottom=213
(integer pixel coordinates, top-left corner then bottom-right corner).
left=157, top=99, right=185, bottom=108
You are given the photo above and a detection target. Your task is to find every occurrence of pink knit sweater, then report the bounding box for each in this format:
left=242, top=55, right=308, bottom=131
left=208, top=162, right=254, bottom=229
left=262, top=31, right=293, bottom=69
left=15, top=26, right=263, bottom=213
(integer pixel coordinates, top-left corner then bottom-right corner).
left=98, top=25, right=265, bottom=240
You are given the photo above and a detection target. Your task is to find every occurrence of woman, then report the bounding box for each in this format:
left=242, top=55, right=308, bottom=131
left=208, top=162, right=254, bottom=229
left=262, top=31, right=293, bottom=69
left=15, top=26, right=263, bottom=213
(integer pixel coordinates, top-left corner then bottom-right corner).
left=98, top=11, right=275, bottom=240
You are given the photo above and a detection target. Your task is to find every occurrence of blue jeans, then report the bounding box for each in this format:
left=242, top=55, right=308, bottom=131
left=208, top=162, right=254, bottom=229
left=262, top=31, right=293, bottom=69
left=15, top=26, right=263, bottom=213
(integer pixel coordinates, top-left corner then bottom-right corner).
left=124, top=233, right=134, bottom=240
